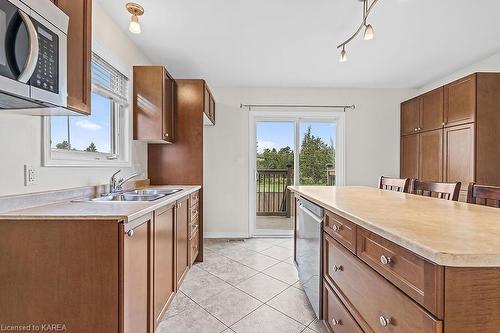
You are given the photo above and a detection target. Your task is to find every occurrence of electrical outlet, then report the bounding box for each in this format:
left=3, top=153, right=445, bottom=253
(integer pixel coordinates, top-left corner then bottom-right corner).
left=24, top=164, right=37, bottom=186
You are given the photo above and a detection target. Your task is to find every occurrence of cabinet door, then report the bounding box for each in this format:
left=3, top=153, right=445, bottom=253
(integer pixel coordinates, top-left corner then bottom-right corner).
left=401, top=98, right=421, bottom=136
left=419, top=129, right=443, bottom=181
left=421, top=87, right=444, bottom=132
left=123, top=220, right=151, bottom=333
left=54, top=0, right=92, bottom=115
left=444, top=74, right=476, bottom=126
left=204, top=85, right=210, bottom=119
left=153, top=204, right=175, bottom=327
left=401, top=134, right=419, bottom=179
left=162, top=71, right=175, bottom=142
left=444, top=123, right=475, bottom=187
left=176, top=197, right=190, bottom=288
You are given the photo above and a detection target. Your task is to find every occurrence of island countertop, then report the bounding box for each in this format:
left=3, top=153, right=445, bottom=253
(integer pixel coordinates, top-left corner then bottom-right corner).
left=0, top=185, right=201, bottom=223
left=289, top=185, right=500, bottom=267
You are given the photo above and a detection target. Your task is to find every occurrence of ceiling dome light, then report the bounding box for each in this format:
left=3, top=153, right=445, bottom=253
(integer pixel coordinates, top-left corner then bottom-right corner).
left=339, top=46, right=347, bottom=63
left=126, top=2, right=144, bottom=34
left=364, top=24, right=374, bottom=40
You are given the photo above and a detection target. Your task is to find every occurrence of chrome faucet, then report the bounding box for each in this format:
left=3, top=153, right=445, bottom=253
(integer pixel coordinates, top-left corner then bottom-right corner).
left=109, top=170, right=140, bottom=194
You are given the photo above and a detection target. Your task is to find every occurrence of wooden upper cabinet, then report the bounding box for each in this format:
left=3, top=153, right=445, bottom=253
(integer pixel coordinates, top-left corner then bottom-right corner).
left=401, top=98, right=421, bottom=135
left=133, top=66, right=175, bottom=143
left=443, top=123, right=475, bottom=187
left=444, top=74, right=476, bottom=127
left=401, top=134, right=419, bottom=179
left=153, top=204, right=176, bottom=329
left=175, top=197, right=190, bottom=288
left=419, top=129, right=443, bottom=182
left=421, top=87, right=444, bottom=131
left=53, top=0, right=92, bottom=115
left=122, top=217, right=151, bottom=333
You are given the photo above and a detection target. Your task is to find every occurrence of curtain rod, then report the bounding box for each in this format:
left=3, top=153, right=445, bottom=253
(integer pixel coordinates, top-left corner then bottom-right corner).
left=239, top=104, right=355, bottom=111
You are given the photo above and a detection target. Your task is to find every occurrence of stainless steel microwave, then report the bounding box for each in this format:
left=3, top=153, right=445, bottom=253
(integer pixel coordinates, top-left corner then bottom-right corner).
left=0, top=0, right=76, bottom=115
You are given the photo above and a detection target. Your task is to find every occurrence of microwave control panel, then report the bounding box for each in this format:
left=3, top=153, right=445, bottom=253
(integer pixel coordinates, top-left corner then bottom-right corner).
left=29, top=20, right=59, bottom=94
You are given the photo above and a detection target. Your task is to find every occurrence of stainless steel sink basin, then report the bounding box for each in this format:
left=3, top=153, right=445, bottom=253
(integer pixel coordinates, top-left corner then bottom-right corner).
left=88, top=188, right=182, bottom=202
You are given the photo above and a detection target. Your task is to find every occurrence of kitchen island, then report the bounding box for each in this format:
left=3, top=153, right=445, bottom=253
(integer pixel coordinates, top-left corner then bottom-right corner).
left=290, top=186, right=500, bottom=333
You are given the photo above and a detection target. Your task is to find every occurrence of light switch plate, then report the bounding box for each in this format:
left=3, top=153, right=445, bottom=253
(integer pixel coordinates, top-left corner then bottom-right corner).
left=24, top=164, right=37, bottom=186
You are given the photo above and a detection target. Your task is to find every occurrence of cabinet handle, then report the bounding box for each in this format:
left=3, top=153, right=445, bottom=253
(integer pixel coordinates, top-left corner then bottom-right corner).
left=442, top=122, right=446, bottom=126
left=379, top=316, right=392, bottom=327
left=126, top=229, right=134, bottom=237
left=331, top=318, right=342, bottom=326
left=164, top=133, right=169, bottom=138
left=332, top=224, right=342, bottom=232
left=380, top=255, right=392, bottom=265
left=333, top=265, right=343, bottom=272
left=417, top=127, right=421, bottom=131
left=414, top=128, right=418, bottom=131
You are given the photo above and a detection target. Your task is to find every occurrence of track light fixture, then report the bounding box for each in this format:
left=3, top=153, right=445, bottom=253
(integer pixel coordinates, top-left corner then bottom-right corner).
left=338, top=0, right=380, bottom=62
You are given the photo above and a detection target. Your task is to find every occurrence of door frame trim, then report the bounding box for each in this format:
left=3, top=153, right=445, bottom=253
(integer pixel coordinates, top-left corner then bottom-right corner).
left=248, top=110, right=345, bottom=237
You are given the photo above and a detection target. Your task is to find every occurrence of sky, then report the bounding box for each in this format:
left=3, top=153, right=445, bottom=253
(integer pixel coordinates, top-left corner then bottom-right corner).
left=256, top=121, right=336, bottom=153
left=51, top=93, right=112, bottom=152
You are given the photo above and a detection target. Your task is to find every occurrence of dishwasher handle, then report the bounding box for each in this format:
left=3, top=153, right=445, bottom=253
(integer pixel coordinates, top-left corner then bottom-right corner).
left=299, top=202, right=324, bottom=224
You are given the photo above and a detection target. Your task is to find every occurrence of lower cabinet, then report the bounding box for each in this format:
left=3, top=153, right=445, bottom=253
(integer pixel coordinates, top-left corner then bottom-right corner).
left=175, top=196, right=190, bottom=288
left=122, top=214, right=152, bottom=333
left=323, top=281, right=363, bottom=333
left=153, top=203, right=176, bottom=328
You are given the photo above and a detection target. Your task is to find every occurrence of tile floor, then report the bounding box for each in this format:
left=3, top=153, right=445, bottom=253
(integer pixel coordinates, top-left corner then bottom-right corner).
left=156, top=237, right=327, bottom=333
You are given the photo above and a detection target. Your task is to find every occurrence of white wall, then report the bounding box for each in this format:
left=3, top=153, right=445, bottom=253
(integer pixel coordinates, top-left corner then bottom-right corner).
left=0, top=1, right=151, bottom=196
left=203, top=87, right=412, bottom=237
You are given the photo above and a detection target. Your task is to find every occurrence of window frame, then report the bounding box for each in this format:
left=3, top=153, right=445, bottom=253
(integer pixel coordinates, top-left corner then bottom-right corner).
left=42, top=55, right=131, bottom=167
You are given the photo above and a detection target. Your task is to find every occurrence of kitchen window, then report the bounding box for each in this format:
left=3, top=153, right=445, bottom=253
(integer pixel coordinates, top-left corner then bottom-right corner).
left=43, top=53, right=130, bottom=166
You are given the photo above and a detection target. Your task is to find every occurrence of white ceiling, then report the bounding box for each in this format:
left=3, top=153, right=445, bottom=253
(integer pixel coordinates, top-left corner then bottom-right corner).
left=97, top=0, right=500, bottom=88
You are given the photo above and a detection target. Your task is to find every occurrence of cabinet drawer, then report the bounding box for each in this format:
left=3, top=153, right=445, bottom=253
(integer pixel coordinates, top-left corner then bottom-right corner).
left=190, top=191, right=199, bottom=207
left=323, top=281, right=363, bottom=333
left=190, top=215, right=199, bottom=238
left=190, top=202, right=199, bottom=222
left=324, top=211, right=357, bottom=254
left=324, top=233, right=442, bottom=333
left=190, top=228, right=200, bottom=265
left=356, top=228, right=443, bottom=318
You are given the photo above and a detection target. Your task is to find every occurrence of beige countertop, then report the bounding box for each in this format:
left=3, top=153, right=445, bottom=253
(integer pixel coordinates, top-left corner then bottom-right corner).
left=290, top=186, right=500, bottom=267
left=0, top=185, right=201, bottom=223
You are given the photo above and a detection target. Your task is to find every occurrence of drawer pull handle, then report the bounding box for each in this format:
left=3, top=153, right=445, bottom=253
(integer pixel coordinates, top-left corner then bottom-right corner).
left=332, top=224, right=342, bottom=232
left=380, top=255, right=392, bottom=265
left=333, top=265, right=343, bottom=272
left=379, top=316, right=391, bottom=327
left=126, top=230, right=134, bottom=237
left=331, top=318, right=342, bottom=326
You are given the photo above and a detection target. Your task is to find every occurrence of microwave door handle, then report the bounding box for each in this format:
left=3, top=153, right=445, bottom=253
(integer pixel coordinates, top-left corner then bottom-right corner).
left=17, top=10, right=38, bottom=83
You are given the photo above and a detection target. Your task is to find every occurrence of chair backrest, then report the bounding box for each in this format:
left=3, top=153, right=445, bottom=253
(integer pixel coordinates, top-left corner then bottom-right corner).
left=378, top=176, right=410, bottom=193
left=467, top=183, right=500, bottom=208
left=411, top=180, right=461, bottom=201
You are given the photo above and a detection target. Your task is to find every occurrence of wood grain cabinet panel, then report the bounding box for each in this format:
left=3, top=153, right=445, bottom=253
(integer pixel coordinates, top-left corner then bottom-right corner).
left=419, top=129, right=443, bottom=182
left=443, top=123, right=475, bottom=187
left=324, top=210, right=357, bottom=254
left=190, top=228, right=200, bottom=266
left=357, top=228, right=444, bottom=319
left=153, top=204, right=175, bottom=328
left=444, top=74, right=476, bottom=127
left=401, top=134, right=419, bottom=179
left=401, top=98, right=422, bottom=135
left=53, top=0, right=92, bottom=115
left=133, top=66, right=175, bottom=143
left=323, top=281, right=364, bottom=333
left=324, top=234, right=442, bottom=333
left=122, top=219, right=151, bottom=333
left=176, top=197, right=190, bottom=288
left=421, top=87, right=444, bottom=131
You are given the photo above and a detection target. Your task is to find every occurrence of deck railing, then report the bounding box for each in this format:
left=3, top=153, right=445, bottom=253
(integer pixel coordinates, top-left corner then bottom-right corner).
left=256, top=168, right=293, bottom=217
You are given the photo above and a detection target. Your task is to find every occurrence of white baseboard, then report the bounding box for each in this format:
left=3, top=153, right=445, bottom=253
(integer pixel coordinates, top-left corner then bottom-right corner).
left=203, top=232, right=250, bottom=239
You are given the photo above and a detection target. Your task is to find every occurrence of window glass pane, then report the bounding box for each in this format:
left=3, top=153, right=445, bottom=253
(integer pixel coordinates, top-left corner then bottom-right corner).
left=299, top=122, right=336, bottom=186
left=51, top=92, right=112, bottom=153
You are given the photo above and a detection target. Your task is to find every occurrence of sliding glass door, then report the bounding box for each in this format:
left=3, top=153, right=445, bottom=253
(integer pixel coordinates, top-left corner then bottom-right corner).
left=252, top=116, right=338, bottom=236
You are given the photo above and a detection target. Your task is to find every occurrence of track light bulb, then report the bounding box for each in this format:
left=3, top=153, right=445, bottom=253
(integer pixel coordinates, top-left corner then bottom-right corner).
left=364, top=24, right=374, bottom=40
left=339, top=47, right=347, bottom=63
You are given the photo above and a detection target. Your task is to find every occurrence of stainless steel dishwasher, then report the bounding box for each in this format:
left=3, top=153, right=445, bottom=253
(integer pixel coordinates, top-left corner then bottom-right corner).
left=295, top=196, right=324, bottom=319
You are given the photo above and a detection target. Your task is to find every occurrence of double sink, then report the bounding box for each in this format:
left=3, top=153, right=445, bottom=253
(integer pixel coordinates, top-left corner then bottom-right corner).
left=90, top=188, right=182, bottom=202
